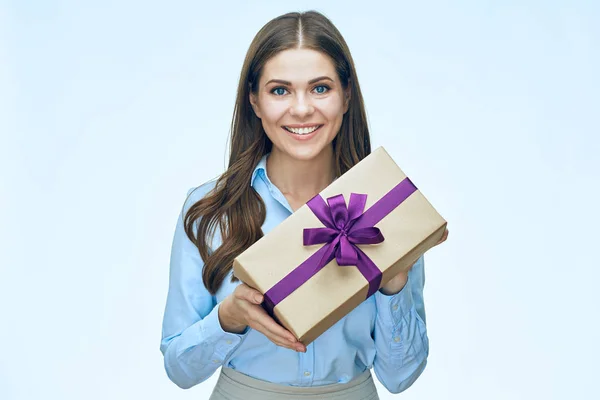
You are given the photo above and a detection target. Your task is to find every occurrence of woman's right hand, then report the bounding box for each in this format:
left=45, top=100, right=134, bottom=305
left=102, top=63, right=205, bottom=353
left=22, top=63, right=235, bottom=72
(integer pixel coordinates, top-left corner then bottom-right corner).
left=218, top=283, right=307, bottom=353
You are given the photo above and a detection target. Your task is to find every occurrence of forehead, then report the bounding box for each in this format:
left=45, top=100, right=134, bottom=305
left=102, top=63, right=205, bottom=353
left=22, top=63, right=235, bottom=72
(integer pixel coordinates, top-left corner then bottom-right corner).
left=260, top=48, right=337, bottom=84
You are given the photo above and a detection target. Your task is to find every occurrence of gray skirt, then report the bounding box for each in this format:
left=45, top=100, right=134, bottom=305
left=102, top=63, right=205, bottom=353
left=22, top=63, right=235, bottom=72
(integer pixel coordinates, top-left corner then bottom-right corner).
left=209, top=368, right=379, bottom=400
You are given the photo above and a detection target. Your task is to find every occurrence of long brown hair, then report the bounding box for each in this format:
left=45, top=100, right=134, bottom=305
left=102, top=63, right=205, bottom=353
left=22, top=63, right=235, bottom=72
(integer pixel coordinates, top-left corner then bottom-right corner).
left=184, top=10, right=372, bottom=294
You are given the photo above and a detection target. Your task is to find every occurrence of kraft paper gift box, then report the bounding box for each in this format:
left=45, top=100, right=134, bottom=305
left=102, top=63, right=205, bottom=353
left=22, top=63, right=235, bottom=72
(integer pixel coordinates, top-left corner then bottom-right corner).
left=233, top=146, right=447, bottom=345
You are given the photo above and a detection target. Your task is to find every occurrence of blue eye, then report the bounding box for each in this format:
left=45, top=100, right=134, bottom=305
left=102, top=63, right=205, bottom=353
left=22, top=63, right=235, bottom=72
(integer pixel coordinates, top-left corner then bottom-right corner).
left=272, top=87, right=287, bottom=96
left=314, top=85, right=329, bottom=94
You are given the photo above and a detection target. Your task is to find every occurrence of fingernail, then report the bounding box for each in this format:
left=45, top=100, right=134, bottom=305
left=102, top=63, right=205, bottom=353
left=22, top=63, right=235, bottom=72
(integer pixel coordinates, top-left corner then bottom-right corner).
left=254, top=294, right=263, bottom=303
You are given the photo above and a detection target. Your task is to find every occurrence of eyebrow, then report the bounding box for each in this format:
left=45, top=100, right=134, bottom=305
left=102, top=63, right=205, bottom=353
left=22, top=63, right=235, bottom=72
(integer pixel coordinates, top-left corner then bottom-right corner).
left=264, top=76, right=334, bottom=86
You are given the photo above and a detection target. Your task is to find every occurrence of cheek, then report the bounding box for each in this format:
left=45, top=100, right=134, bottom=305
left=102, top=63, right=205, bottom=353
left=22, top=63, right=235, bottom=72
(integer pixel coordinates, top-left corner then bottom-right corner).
left=318, top=96, right=345, bottom=121
left=260, top=99, right=288, bottom=125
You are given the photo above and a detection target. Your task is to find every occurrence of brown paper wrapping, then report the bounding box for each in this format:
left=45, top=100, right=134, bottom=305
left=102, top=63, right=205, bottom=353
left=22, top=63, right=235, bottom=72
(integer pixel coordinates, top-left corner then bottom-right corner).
left=233, top=146, right=447, bottom=345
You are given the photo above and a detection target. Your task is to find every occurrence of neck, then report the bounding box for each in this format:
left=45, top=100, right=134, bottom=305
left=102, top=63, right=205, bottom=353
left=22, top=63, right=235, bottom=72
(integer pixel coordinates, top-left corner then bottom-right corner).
left=266, top=146, right=336, bottom=201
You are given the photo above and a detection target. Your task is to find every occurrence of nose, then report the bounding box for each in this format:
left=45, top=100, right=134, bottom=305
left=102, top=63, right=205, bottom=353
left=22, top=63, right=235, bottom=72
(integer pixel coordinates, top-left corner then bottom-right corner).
left=289, top=94, right=314, bottom=118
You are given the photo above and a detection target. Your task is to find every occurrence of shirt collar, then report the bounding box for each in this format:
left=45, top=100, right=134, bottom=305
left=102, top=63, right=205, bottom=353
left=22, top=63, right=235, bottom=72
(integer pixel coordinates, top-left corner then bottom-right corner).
left=250, top=152, right=270, bottom=187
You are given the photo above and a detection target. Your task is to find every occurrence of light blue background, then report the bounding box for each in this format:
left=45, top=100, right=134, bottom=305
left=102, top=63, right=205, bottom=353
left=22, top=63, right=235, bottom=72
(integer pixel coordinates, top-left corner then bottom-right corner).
left=1, top=1, right=598, bottom=399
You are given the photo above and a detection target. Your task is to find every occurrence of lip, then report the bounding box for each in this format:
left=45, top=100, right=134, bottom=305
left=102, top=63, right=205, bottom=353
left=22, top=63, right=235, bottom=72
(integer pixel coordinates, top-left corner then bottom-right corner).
left=282, top=124, right=324, bottom=141
left=283, top=123, right=323, bottom=128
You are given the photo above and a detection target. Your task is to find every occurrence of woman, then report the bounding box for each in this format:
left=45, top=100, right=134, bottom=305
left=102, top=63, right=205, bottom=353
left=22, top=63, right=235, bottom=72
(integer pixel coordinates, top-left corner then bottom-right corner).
left=160, top=10, right=448, bottom=399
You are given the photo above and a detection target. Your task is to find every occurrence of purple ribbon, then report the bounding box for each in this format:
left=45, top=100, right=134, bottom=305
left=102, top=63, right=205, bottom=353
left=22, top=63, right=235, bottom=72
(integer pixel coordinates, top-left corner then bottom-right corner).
left=263, top=177, right=418, bottom=316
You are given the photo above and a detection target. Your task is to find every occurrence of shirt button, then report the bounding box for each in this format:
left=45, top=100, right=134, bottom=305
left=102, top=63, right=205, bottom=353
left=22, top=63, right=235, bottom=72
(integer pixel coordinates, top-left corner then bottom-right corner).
left=392, top=304, right=399, bottom=311
left=226, top=339, right=232, bottom=345
left=393, top=336, right=401, bottom=343
left=304, top=371, right=311, bottom=377
left=212, top=359, right=221, bottom=364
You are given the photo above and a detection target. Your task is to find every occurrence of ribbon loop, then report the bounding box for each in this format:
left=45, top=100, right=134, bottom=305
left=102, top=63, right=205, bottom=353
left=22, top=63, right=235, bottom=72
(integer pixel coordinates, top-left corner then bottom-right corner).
left=303, top=227, right=339, bottom=246
left=348, top=227, right=384, bottom=244
left=327, top=194, right=349, bottom=230
left=347, top=193, right=367, bottom=223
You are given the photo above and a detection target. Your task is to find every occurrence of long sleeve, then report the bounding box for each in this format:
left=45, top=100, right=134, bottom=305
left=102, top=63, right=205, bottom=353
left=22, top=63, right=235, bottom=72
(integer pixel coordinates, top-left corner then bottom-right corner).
left=160, top=187, right=248, bottom=389
left=372, top=255, right=429, bottom=394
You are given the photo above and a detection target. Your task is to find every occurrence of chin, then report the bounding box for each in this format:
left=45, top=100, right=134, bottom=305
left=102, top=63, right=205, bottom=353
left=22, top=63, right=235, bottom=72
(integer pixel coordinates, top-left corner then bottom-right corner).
left=285, top=143, right=332, bottom=162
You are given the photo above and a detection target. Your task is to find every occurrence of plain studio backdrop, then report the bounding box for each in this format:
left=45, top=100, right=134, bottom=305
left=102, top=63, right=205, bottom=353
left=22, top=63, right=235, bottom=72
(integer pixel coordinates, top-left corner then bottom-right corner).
left=1, top=1, right=598, bottom=399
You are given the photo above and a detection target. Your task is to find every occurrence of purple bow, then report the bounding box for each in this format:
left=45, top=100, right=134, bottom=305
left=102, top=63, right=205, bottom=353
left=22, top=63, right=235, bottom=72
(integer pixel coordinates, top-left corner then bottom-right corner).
left=303, top=193, right=384, bottom=268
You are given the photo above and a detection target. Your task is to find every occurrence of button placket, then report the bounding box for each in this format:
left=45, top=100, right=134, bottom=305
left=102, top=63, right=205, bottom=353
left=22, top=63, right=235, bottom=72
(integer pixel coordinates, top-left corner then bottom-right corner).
left=307, top=341, right=315, bottom=385
left=391, top=297, right=407, bottom=326
left=391, top=325, right=403, bottom=353
left=299, top=349, right=308, bottom=385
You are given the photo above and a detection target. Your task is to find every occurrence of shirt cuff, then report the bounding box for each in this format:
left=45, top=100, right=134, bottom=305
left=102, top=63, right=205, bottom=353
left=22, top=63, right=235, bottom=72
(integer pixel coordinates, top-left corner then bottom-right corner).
left=201, top=302, right=249, bottom=362
left=173, top=302, right=248, bottom=367
left=375, top=274, right=414, bottom=327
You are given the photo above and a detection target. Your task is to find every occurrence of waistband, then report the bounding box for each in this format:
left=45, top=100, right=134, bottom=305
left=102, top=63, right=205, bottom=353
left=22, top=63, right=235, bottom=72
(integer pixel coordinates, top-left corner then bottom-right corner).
left=211, top=368, right=378, bottom=400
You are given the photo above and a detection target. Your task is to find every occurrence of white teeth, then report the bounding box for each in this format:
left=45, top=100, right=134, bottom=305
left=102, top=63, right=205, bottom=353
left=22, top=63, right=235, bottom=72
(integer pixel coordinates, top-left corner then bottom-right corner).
left=285, top=125, right=320, bottom=135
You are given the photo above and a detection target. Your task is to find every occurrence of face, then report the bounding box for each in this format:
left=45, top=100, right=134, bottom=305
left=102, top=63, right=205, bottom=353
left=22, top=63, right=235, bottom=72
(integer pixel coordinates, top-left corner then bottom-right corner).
left=249, top=48, right=350, bottom=161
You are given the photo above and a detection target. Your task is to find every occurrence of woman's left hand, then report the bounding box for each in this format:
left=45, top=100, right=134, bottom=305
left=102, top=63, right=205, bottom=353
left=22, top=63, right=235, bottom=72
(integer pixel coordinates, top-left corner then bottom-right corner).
left=379, top=227, right=449, bottom=295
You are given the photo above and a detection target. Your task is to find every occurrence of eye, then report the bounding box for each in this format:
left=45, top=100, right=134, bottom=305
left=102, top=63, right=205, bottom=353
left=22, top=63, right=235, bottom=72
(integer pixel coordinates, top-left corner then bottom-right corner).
left=313, top=85, right=330, bottom=94
left=271, top=87, right=288, bottom=96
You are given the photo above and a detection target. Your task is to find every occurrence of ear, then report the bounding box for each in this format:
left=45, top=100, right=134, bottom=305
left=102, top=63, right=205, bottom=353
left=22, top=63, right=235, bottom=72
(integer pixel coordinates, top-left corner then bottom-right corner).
left=249, top=92, right=262, bottom=119
left=343, top=79, right=352, bottom=114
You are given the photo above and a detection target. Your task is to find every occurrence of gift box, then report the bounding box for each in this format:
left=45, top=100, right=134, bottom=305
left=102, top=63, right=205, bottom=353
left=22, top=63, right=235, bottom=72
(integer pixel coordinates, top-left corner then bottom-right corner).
left=233, top=146, right=447, bottom=345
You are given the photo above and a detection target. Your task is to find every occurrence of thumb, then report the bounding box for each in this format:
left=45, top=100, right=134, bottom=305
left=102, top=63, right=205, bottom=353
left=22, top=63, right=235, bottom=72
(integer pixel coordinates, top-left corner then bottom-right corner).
left=240, top=284, right=263, bottom=304
left=251, top=291, right=263, bottom=304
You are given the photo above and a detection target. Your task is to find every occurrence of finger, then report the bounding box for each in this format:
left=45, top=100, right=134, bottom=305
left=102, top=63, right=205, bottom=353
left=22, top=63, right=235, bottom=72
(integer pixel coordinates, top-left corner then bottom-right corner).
left=252, top=320, right=300, bottom=350
left=234, top=283, right=264, bottom=304
left=436, top=228, right=448, bottom=244
left=248, top=305, right=299, bottom=344
left=249, top=318, right=301, bottom=350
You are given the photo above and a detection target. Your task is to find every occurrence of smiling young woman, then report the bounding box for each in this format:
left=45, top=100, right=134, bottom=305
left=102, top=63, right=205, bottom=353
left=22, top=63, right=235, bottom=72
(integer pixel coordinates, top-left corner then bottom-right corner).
left=160, top=10, right=447, bottom=400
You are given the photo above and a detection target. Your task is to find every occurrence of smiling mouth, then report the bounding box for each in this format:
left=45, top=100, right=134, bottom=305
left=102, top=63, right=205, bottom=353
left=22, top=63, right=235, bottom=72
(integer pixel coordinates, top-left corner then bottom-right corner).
left=282, top=125, right=324, bottom=135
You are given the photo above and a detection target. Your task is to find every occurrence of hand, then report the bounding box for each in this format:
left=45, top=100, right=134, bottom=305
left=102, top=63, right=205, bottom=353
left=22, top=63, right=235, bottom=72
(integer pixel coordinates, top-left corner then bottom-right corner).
left=218, top=283, right=307, bottom=352
left=436, top=226, right=449, bottom=246
left=380, top=227, right=449, bottom=295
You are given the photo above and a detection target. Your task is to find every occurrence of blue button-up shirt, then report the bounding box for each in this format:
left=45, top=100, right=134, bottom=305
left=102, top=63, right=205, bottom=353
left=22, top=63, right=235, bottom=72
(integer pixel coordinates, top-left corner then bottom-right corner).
left=160, top=153, right=429, bottom=394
